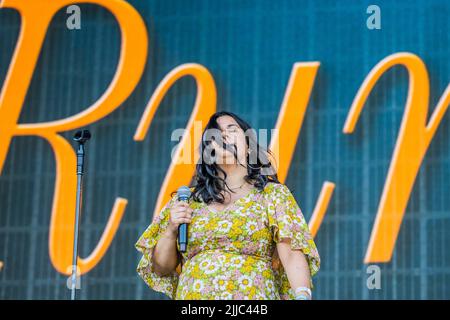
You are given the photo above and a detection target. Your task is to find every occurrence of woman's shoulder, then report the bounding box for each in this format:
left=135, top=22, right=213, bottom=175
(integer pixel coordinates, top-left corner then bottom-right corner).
left=262, top=181, right=288, bottom=192
left=262, top=182, right=290, bottom=199
left=187, top=186, right=206, bottom=207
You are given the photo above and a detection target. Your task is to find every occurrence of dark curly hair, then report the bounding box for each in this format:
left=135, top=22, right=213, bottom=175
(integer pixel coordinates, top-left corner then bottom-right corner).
left=185, top=111, right=280, bottom=204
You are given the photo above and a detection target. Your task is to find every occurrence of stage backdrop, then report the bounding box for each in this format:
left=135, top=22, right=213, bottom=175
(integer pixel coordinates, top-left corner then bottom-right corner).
left=0, top=0, right=449, bottom=299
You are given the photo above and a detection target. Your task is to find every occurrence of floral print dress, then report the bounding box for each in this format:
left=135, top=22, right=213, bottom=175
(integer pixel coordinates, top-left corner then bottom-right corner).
left=135, top=182, right=320, bottom=300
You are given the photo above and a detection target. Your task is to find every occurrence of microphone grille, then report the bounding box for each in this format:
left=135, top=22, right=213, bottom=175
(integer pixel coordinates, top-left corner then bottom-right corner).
left=177, top=186, right=191, bottom=199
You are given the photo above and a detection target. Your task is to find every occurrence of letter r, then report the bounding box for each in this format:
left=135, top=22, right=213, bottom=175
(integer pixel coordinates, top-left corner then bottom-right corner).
left=0, top=0, right=148, bottom=274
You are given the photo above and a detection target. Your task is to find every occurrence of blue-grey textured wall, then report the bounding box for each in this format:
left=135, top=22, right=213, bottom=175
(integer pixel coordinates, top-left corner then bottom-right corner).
left=0, top=0, right=449, bottom=299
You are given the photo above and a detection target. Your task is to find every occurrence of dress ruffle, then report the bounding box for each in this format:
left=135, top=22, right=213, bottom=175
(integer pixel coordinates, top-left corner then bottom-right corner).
left=265, top=183, right=321, bottom=299
left=135, top=195, right=179, bottom=299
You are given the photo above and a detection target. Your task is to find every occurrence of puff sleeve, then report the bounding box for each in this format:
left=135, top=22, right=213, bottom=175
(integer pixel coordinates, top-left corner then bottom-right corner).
left=135, top=195, right=179, bottom=299
left=267, top=183, right=321, bottom=299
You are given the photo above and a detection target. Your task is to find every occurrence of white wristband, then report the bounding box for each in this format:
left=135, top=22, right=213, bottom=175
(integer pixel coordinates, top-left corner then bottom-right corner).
left=294, top=286, right=312, bottom=300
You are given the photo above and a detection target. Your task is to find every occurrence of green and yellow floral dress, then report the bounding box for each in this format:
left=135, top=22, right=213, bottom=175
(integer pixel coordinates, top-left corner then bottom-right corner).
left=135, top=182, right=320, bottom=300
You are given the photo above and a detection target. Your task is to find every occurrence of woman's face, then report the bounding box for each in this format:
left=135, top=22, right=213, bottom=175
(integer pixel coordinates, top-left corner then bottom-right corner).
left=211, top=115, right=248, bottom=166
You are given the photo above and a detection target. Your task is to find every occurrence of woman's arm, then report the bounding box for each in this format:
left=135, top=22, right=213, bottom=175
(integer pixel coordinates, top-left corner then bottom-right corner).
left=152, top=199, right=193, bottom=277
left=151, top=228, right=180, bottom=276
left=276, top=238, right=311, bottom=295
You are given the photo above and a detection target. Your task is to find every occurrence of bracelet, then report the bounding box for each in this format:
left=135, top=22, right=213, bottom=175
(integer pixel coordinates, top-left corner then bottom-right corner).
left=295, top=293, right=310, bottom=300
left=294, top=286, right=312, bottom=300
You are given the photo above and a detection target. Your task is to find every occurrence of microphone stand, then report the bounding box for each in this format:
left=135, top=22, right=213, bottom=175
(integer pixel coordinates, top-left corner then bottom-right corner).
left=71, top=130, right=91, bottom=300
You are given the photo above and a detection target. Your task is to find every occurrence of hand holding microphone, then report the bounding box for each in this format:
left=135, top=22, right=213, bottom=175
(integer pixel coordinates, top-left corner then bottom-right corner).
left=167, top=201, right=193, bottom=235
left=167, top=186, right=192, bottom=252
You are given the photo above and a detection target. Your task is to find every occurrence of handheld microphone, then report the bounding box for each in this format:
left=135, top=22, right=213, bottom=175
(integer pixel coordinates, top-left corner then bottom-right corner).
left=177, top=186, right=191, bottom=252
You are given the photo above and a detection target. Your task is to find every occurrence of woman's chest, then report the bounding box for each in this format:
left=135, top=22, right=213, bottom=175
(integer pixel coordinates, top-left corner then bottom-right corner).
left=187, top=200, right=272, bottom=244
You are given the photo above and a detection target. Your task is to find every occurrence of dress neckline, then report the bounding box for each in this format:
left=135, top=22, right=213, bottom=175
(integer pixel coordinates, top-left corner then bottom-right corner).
left=202, top=186, right=259, bottom=214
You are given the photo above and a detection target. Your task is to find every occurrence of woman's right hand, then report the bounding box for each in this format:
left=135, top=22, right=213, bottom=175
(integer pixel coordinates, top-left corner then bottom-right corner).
left=166, top=201, right=193, bottom=236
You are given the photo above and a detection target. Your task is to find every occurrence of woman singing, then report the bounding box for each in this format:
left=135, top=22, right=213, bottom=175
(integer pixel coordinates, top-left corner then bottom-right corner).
left=135, top=111, right=320, bottom=300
